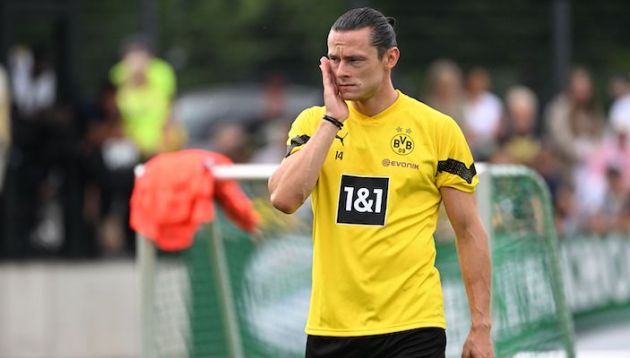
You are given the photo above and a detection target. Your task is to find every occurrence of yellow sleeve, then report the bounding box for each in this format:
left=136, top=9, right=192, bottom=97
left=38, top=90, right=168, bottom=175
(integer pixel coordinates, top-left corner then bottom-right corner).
left=435, top=116, right=478, bottom=192
left=285, top=107, right=321, bottom=157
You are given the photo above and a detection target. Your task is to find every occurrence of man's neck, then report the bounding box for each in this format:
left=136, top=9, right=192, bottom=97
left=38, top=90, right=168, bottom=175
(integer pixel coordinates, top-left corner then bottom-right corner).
left=352, top=84, right=399, bottom=117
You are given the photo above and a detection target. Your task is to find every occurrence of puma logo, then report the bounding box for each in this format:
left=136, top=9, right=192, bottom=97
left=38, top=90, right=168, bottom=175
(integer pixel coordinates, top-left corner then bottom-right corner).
left=335, top=133, right=348, bottom=146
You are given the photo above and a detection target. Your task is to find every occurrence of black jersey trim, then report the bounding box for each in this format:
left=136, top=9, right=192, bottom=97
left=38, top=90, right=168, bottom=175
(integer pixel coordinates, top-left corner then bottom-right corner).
left=437, top=159, right=477, bottom=184
left=285, top=134, right=311, bottom=157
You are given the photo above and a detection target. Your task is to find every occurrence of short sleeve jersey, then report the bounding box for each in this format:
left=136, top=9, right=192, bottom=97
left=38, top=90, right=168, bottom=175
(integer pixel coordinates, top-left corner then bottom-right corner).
left=286, top=91, right=478, bottom=337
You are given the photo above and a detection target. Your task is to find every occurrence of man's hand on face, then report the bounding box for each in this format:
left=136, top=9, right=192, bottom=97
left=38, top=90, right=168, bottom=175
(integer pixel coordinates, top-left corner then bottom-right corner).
left=320, top=56, right=349, bottom=122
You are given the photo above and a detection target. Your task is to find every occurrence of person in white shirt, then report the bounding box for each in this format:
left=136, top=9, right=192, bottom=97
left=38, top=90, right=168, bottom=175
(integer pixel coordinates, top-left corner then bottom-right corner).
left=462, top=67, right=503, bottom=161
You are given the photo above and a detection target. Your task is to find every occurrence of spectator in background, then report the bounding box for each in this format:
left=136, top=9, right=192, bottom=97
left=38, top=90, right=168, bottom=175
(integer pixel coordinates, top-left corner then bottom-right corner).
left=4, top=45, right=67, bottom=256
left=109, top=34, right=177, bottom=160
left=577, top=107, right=630, bottom=235
left=608, top=75, right=630, bottom=136
left=588, top=165, right=629, bottom=234
left=209, top=122, right=251, bottom=163
left=621, top=198, right=630, bottom=233
left=245, top=73, right=289, bottom=150
left=544, top=67, right=605, bottom=171
left=263, top=73, right=287, bottom=121
left=545, top=67, right=606, bottom=224
left=104, top=35, right=179, bottom=255
left=462, top=66, right=503, bottom=161
left=494, top=85, right=541, bottom=166
left=586, top=119, right=630, bottom=192
left=424, top=59, right=465, bottom=126
left=554, top=183, right=580, bottom=237
left=9, top=46, right=56, bottom=119
left=607, top=74, right=629, bottom=110
left=0, top=64, right=10, bottom=192
left=0, top=64, right=9, bottom=258
left=80, top=81, right=121, bottom=151
left=78, top=80, right=127, bottom=255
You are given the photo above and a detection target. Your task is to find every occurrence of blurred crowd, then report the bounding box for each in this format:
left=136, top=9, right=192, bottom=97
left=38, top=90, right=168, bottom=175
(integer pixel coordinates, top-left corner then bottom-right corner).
left=0, top=36, right=180, bottom=258
left=423, top=59, right=630, bottom=238
left=0, top=38, right=629, bottom=259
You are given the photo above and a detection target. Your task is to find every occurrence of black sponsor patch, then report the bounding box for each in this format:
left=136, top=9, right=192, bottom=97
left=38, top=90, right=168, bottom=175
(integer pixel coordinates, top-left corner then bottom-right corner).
left=337, top=175, right=389, bottom=226
left=285, top=134, right=311, bottom=157
left=437, top=159, right=477, bottom=184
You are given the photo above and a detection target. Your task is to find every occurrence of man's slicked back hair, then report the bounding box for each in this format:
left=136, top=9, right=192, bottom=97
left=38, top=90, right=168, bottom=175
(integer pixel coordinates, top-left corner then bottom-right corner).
left=331, top=7, right=397, bottom=58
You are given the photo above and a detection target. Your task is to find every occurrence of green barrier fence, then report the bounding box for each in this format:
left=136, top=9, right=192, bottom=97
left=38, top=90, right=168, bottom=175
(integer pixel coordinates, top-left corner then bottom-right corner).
left=137, top=165, right=630, bottom=357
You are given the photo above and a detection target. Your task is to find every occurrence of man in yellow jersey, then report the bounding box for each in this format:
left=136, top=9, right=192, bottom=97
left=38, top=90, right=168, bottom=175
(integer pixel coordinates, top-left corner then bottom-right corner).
left=269, top=7, right=493, bottom=358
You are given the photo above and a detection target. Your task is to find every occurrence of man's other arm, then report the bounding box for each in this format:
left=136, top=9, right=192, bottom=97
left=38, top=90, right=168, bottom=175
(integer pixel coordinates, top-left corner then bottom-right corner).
left=441, top=187, right=494, bottom=358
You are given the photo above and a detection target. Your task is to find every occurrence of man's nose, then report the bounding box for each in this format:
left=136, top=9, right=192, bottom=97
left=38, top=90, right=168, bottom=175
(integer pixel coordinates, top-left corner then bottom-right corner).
left=335, top=61, right=350, bottom=78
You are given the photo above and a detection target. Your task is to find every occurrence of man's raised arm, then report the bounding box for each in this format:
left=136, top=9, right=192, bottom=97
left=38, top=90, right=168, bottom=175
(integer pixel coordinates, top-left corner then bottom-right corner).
left=269, top=56, right=349, bottom=214
left=268, top=121, right=338, bottom=214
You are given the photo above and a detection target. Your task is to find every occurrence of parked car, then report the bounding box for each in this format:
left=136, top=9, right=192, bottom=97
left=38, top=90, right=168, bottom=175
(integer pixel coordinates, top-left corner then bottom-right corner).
left=172, top=83, right=321, bottom=149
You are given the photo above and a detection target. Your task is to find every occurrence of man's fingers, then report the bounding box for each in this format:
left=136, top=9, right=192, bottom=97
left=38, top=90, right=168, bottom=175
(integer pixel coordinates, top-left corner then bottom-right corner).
left=461, top=344, right=473, bottom=358
left=319, top=57, right=335, bottom=91
left=319, top=57, right=328, bottom=81
left=319, top=55, right=348, bottom=119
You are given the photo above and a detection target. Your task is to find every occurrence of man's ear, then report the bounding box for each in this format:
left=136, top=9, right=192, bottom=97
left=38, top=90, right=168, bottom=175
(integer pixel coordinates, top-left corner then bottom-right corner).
left=384, top=47, right=400, bottom=70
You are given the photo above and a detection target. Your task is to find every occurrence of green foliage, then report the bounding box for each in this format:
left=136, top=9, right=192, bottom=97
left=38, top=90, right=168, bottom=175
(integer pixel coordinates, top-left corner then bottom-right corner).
left=377, top=1, right=552, bottom=98
left=36, top=0, right=630, bottom=99
left=158, top=0, right=344, bottom=88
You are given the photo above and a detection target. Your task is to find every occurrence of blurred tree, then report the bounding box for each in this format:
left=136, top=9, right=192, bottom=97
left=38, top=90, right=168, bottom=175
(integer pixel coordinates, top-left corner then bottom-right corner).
left=377, top=1, right=551, bottom=99
left=158, top=0, right=344, bottom=87
left=76, top=1, right=138, bottom=99
left=11, top=0, right=628, bottom=100
left=572, top=0, right=630, bottom=102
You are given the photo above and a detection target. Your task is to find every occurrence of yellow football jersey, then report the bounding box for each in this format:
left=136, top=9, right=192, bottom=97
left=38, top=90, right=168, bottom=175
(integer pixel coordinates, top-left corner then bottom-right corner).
left=286, top=91, right=478, bottom=336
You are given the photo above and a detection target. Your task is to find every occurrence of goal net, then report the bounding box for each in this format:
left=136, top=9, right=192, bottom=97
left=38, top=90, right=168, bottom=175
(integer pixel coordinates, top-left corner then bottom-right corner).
left=137, top=164, right=574, bottom=358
